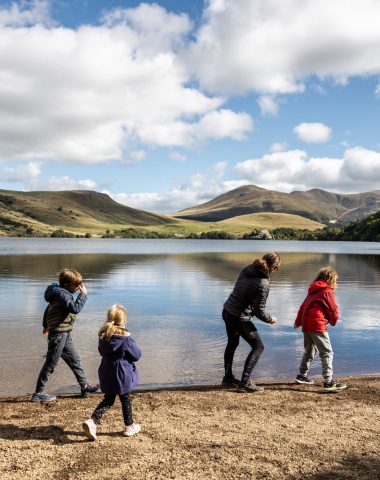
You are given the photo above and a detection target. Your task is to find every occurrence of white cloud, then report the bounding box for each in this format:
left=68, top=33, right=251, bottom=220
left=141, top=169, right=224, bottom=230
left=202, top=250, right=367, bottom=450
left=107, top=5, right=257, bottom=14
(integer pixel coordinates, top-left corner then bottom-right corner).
left=0, top=2, right=253, bottom=165
left=375, top=83, right=380, bottom=98
left=0, top=0, right=51, bottom=27
left=235, top=147, right=380, bottom=192
left=270, top=142, right=288, bottom=153
left=2, top=161, right=41, bottom=182
left=169, top=151, right=187, bottom=162
left=258, top=96, right=279, bottom=116
left=106, top=161, right=246, bottom=213
left=293, top=122, right=332, bottom=143
left=31, top=176, right=98, bottom=191
left=188, top=0, right=380, bottom=95
left=124, top=150, right=146, bottom=164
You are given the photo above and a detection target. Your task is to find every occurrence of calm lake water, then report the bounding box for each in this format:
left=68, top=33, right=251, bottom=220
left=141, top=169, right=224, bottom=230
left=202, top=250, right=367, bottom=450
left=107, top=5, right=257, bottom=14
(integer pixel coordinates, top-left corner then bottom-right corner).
left=0, top=238, right=379, bottom=397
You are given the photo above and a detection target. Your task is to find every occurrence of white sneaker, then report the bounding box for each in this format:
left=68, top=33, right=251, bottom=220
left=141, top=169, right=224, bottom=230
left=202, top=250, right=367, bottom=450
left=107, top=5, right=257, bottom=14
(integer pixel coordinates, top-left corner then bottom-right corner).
left=123, top=423, right=141, bottom=437
left=82, top=419, right=97, bottom=441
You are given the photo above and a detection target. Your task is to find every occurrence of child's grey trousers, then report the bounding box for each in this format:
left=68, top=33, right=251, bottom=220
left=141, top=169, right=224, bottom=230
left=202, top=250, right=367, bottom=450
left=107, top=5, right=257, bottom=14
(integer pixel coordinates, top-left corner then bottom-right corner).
left=299, top=331, right=334, bottom=379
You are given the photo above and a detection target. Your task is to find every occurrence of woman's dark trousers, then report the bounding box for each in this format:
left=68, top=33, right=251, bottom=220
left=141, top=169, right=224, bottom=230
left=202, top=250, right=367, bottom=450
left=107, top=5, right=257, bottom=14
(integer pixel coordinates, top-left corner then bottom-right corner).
left=223, top=308, right=264, bottom=383
left=91, top=393, right=133, bottom=426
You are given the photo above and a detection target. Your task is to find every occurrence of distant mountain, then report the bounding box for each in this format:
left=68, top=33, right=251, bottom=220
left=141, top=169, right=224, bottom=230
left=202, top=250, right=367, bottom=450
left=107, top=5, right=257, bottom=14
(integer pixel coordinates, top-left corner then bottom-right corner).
left=174, top=185, right=380, bottom=224
left=0, top=189, right=175, bottom=235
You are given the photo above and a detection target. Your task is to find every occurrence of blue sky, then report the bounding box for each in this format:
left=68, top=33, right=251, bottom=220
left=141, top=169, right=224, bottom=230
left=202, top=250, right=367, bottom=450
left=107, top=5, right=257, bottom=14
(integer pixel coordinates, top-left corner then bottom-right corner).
left=0, top=0, right=379, bottom=213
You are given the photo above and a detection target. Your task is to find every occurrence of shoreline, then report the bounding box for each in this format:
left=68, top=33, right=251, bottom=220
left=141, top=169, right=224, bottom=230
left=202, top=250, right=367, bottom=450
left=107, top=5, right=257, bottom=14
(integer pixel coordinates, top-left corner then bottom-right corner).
left=1, top=375, right=379, bottom=479
left=2, top=372, right=380, bottom=400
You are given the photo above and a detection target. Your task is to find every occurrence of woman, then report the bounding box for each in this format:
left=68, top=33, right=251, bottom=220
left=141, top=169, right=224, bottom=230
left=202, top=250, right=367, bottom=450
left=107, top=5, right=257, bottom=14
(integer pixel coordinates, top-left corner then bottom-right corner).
left=222, top=252, right=280, bottom=392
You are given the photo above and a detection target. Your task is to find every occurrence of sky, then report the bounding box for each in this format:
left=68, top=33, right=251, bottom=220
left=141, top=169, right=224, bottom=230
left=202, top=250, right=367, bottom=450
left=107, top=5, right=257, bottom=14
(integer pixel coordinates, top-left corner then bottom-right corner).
left=0, top=0, right=379, bottom=213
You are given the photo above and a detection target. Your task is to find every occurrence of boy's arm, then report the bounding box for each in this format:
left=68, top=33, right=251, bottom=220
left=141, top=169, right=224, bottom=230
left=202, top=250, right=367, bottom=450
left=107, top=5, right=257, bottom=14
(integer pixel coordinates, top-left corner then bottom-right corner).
left=294, top=301, right=305, bottom=328
left=324, top=291, right=339, bottom=326
left=42, top=306, right=49, bottom=336
left=55, top=289, right=88, bottom=314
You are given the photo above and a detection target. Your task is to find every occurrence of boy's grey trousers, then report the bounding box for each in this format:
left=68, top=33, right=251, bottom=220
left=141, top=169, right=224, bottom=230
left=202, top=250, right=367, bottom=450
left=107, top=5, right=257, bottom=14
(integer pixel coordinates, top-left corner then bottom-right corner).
left=35, top=331, right=88, bottom=393
left=299, top=331, right=334, bottom=379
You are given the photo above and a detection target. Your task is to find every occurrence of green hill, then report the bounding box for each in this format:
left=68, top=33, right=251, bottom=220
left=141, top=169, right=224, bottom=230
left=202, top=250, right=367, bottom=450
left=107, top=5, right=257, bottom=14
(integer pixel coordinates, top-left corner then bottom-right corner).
left=175, top=185, right=380, bottom=224
left=0, top=189, right=175, bottom=236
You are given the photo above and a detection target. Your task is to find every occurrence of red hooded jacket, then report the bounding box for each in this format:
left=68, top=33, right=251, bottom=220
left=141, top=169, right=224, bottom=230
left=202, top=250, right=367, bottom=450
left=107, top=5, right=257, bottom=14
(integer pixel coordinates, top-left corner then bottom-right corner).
left=295, top=280, right=339, bottom=332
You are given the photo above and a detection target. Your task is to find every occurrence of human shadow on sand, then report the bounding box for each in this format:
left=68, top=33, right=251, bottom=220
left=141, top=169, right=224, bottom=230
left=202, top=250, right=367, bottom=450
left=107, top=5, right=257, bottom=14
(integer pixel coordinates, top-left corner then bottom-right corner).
left=0, top=424, right=85, bottom=444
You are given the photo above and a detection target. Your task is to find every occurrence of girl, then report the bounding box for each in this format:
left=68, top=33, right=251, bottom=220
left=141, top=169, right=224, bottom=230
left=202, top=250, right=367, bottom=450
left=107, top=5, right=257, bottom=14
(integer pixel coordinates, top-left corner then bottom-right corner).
left=222, top=252, right=280, bottom=392
left=294, top=266, right=347, bottom=391
left=82, top=305, right=142, bottom=440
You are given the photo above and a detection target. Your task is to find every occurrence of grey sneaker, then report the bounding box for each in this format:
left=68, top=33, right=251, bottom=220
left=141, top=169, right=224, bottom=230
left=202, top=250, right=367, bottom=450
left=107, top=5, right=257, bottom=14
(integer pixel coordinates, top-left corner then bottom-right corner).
left=296, top=374, right=314, bottom=385
left=82, top=419, right=97, bottom=441
left=323, top=380, right=347, bottom=391
left=123, top=423, right=141, bottom=437
left=31, top=392, right=56, bottom=402
left=236, top=379, right=265, bottom=393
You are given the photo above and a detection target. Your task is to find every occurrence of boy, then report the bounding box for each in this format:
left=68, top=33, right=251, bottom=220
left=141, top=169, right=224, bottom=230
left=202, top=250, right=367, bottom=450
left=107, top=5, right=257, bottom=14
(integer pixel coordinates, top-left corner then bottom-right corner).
left=31, top=268, right=99, bottom=402
left=294, top=266, right=347, bottom=391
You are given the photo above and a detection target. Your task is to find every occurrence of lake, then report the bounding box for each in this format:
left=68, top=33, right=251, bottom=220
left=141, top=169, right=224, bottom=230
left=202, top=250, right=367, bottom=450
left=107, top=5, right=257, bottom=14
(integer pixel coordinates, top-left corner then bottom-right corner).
left=0, top=238, right=379, bottom=397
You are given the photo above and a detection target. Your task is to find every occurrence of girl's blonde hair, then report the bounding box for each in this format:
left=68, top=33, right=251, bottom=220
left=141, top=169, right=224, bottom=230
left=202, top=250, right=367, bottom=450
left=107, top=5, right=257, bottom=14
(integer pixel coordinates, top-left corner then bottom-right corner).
left=252, top=252, right=281, bottom=276
left=314, top=266, right=338, bottom=289
left=99, top=305, right=128, bottom=341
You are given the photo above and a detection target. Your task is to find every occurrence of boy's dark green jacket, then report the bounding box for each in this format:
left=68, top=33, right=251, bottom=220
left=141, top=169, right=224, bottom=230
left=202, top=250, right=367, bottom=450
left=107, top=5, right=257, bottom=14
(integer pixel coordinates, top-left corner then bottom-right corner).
left=42, top=283, right=87, bottom=333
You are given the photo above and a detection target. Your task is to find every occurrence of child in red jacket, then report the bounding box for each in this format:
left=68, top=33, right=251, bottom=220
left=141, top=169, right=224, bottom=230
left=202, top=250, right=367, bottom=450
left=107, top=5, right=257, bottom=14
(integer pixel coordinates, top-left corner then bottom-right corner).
left=294, top=266, right=347, bottom=391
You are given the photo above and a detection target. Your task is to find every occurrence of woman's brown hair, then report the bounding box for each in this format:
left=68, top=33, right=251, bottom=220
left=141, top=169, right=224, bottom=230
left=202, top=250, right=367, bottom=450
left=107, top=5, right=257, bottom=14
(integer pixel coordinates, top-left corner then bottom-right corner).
left=252, top=252, right=281, bottom=276
left=314, top=266, right=338, bottom=289
left=99, top=305, right=128, bottom=341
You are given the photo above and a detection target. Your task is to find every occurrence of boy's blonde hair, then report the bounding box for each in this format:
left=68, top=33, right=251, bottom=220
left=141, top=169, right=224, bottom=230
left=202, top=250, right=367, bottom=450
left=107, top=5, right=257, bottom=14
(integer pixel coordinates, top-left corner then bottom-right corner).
left=314, top=266, right=338, bottom=289
left=58, top=268, right=82, bottom=287
left=99, top=305, right=128, bottom=341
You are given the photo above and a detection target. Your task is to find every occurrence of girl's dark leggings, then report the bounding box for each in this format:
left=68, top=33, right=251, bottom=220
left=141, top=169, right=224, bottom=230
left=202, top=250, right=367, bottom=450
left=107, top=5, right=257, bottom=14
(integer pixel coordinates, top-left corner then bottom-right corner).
left=91, top=393, right=133, bottom=426
left=223, top=308, right=264, bottom=383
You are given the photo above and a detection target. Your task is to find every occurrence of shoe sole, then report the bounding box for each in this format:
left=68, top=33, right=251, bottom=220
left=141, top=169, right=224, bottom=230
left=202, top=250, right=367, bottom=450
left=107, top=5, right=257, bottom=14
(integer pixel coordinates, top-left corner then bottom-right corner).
left=324, top=385, right=348, bottom=391
left=31, top=397, right=56, bottom=402
left=236, top=388, right=265, bottom=393
left=295, top=379, right=314, bottom=385
left=123, top=429, right=141, bottom=437
left=82, top=422, right=96, bottom=441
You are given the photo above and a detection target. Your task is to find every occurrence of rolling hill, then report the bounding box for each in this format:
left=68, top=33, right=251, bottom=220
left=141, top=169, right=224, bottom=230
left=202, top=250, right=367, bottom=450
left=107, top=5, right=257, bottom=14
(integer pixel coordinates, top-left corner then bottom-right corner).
left=0, top=189, right=175, bottom=236
left=174, top=185, right=380, bottom=224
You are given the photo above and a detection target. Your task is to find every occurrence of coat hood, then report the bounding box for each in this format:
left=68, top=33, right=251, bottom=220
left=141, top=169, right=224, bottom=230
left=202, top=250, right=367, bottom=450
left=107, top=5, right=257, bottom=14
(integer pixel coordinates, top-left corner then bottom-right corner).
left=243, top=264, right=268, bottom=279
left=99, top=334, right=129, bottom=354
left=308, top=280, right=332, bottom=294
left=44, top=283, right=67, bottom=302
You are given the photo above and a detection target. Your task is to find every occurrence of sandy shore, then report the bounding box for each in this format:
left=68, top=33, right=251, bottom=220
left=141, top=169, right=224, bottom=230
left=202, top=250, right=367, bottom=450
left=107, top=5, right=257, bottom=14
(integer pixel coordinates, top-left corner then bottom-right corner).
left=0, top=376, right=379, bottom=480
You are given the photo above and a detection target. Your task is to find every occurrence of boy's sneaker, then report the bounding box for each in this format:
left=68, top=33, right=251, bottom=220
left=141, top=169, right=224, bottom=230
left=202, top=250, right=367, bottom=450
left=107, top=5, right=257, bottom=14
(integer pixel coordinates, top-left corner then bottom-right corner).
left=123, top=423, right=141, bottom=437
left=31, top=392, right=56, bottom=402
left=221, top=375, right=239, bottom=387
left=80, top=383, right=100, bottom=398
left=236, top=379, right=265, bottom=393
left=295, top=374, right=314, bottom=385
left=82, top=419, right=97, bottom=441
left=323, top=380, right=348, bottom=391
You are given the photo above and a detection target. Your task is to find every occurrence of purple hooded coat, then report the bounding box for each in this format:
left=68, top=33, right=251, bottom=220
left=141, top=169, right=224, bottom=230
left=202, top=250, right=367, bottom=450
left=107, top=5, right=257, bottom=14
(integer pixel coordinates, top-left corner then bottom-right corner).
left=98, top=334, right=141, bottom=395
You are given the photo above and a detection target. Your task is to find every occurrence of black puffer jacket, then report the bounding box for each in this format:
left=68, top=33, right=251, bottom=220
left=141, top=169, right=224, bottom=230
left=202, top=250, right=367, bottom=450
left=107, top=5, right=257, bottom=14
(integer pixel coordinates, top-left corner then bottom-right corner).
left=223, top=265, right=272, bottom=323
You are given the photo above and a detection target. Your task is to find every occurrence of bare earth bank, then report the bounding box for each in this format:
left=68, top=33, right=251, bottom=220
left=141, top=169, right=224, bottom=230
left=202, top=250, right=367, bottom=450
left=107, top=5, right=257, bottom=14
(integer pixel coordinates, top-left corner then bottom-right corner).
left=0, top=376, right=379, bottom=480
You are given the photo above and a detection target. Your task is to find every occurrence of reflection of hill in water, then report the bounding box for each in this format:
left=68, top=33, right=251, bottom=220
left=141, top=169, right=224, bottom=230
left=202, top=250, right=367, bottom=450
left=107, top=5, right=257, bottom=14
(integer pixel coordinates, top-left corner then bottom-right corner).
left=1, top=251, right=379, bottom=287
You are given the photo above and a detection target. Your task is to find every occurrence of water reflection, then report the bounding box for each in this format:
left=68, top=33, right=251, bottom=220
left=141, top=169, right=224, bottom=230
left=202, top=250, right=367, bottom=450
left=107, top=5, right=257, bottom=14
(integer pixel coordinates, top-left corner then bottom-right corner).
left=0, top=250, right=379, bottom=396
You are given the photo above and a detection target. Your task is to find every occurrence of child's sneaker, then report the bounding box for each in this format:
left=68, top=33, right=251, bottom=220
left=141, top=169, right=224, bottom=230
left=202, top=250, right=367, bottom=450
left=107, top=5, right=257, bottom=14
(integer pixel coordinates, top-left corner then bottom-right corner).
left=31, top=392, right=56, bottom=402
left=236, top=379, right=265, bottom=393
left=82, top=419, right=97, bottom=441
left=123, top=423, right=141, bottom=437
left=80, top=383, right=100, bottom=398
left=323, top=380, right=348, bottom=391
left=295, top=374, right=314, bottom=385
left=221, top=375, right=239, bottom=387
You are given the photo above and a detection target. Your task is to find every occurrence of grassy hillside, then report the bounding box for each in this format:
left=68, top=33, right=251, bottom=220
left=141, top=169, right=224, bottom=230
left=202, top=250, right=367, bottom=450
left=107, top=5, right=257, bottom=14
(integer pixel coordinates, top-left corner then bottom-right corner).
left=0, top=189, right=175, bottom=236
left=175, top=185, right=380, bottom=224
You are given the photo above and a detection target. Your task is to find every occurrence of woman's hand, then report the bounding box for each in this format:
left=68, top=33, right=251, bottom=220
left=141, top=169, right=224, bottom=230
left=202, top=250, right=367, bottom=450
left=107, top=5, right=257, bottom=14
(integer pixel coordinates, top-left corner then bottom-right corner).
left=270, top=317, right=277, bottom=324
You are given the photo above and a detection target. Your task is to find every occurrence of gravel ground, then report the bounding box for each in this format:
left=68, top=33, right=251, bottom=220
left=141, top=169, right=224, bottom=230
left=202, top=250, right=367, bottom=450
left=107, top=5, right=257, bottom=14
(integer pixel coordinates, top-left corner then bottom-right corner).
left=0, top=376, right=379, bottom=480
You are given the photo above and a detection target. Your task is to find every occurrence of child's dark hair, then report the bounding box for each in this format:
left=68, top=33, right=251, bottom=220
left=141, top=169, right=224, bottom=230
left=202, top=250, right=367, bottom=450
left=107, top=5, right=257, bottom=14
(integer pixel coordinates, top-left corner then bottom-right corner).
left=314, top=266, right=338, bottom=289
left=252, top=252, right=281, bottom=276
left=58, top=268, right=82, bottom=287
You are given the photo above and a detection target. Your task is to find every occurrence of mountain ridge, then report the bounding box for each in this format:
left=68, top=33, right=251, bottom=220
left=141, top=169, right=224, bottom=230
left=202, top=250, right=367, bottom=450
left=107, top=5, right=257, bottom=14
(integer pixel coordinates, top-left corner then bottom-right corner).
left=175, top=185, right=380, bottom=224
